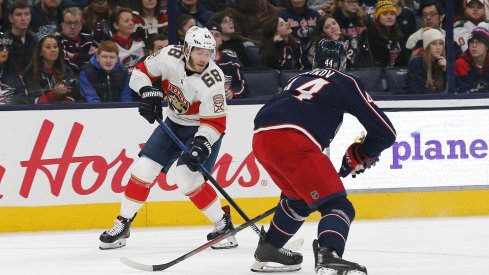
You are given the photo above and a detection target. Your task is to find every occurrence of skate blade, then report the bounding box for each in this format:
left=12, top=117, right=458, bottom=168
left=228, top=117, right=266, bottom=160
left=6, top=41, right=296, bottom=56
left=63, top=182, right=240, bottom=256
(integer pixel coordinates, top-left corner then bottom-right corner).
left=99, top=238, right=126, bottom=250
left=317, top=267, right=366, bottom=275
left=251, top=260, right=301, bottom=273
left=211, top=235, right=238, bottom=250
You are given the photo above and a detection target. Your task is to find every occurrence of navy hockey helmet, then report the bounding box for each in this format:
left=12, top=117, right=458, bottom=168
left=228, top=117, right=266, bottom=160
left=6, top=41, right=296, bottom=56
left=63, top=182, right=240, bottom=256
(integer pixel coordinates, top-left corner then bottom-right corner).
left=314, top=39, right=347, bottom=71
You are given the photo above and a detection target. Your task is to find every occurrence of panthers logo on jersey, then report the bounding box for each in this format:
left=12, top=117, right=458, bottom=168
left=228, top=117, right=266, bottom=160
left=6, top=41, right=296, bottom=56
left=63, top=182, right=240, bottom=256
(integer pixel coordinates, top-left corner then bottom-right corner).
left=167, top=83, right=190, bottom=114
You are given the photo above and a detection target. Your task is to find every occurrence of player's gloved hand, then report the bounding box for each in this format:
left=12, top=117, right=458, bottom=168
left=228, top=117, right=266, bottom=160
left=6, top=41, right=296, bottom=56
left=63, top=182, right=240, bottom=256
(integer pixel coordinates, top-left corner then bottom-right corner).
left=139, top=86, right=163, bottom=124
left=338, top=142, right=379, bottom=178
left=181, top=136, right=212, bottom=172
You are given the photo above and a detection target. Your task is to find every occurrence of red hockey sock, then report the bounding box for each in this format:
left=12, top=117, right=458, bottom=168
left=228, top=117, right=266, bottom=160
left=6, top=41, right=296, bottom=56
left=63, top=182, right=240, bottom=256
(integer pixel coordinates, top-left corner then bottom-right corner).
left=124, top=175, right=151, bottom=202
left=187, top=183, right=218, bottom=210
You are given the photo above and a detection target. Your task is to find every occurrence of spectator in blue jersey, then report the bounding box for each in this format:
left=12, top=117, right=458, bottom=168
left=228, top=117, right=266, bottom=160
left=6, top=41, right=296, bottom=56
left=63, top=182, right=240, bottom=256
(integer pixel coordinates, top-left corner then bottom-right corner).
left=176, top=0, right=213, bottom=27
left=29, top=0, right=63, bottom=36
left=207, top=22, right=248, bottom=99
left=59, top=7, right=97, bottom=75
left=250, top=38, right=396, bottom=275
left=354, top=0, right=408, bottom=68
left=391, top=0, right=417, bottom=46
left=79, top=40, right=132, bottom=102
left=279, top=0, right=321, bottom=63
left=82, top=0, right=113, bottom=44
left=260, top=16, right=305, bottom=70
left=455, top=26, right=489, bottom=93
left=406, top=27, right=446, bottom=93
left=0, top=32, right=28, bottom=104
left=331, top=0, right=369, bottom=66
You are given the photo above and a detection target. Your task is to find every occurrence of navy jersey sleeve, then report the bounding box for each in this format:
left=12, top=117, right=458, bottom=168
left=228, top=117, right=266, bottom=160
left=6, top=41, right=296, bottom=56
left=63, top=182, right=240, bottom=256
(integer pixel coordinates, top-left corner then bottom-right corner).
left=336, top=72, right=397, bottom=157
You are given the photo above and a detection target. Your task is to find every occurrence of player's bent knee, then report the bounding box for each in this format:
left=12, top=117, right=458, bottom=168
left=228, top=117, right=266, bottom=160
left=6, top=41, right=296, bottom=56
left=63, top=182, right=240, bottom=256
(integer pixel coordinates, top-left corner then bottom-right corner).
left=132, top=155, right=164, bottom=184
left=318, top=196, right=355, bottom=222
left=285, top=199, right=312, bottom=220
left=166, top=161, right=204, bottom=194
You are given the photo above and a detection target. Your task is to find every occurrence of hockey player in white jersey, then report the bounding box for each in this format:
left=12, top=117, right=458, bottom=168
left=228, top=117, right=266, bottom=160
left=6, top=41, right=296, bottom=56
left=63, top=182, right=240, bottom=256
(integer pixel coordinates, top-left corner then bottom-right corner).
left=99, top=26, right=238, bottom=250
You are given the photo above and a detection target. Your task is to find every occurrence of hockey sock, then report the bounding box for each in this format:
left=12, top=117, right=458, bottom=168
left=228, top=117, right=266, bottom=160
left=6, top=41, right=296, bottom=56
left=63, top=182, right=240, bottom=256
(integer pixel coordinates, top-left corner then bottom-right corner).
left=120, top=175, right=151, bottom=219
left=187, top=182, right=223, bottom=223
left=266, top=199, right=310, bottom=248
left=317, top=196, right=355, bottom=257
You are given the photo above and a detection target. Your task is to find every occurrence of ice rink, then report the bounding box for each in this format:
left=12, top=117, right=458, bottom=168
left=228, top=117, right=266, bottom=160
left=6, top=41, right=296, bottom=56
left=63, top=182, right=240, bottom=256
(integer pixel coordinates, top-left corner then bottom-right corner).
left=1, top=216, right=488, bottom=275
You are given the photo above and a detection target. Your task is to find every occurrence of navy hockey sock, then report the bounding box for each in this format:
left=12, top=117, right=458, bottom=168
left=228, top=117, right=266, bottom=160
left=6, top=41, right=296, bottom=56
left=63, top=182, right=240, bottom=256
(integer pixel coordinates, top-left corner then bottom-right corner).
left=317, top=196, right=355, bottom=257
left=266, top=199, right=311, bottom=248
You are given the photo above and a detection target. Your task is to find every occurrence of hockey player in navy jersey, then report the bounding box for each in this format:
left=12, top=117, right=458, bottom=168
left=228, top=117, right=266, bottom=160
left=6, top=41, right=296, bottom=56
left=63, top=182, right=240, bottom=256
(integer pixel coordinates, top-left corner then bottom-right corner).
left=99, top=26, right=237, bottom=250
left=250, top=39, right=397, bottom=274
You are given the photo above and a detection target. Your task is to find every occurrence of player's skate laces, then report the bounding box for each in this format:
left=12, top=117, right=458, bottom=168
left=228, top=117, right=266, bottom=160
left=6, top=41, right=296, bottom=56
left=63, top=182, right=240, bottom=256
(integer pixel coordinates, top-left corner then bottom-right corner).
left=313, top=239, right=367, bottom=275
left=99, top=214, right=135, bottom=250
left=207, top=205, right=238, bottom=249
left=251, top=227, right=302, bottom=272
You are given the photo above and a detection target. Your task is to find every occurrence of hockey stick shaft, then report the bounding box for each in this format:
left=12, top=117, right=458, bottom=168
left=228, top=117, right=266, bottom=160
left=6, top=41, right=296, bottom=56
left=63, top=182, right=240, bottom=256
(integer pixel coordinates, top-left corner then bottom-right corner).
left=120, top=206, right=276, bottom=272
left=156, top=118, right=261, bottom=235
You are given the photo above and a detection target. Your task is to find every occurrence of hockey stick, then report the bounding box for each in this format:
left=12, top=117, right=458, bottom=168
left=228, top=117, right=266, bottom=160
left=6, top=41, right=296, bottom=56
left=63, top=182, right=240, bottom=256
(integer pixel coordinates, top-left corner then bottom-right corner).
left=155, top=118, right=262, bottom=235
left=121, top=206, right=276, bottom=272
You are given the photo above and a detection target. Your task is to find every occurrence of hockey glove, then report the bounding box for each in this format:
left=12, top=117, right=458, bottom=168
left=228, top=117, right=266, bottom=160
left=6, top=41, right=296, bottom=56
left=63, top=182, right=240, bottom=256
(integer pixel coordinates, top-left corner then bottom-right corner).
left=181, top=136, right=212, bottom=172
left=138, top=86, right=163, bottom=124
left=338, top=142, right=379, bottom=178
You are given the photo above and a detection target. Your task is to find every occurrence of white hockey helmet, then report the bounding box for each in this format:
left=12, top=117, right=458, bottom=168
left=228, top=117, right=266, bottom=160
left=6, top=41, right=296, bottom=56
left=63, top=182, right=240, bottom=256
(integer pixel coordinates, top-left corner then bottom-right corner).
left=184, top=26, right=216, bottom=62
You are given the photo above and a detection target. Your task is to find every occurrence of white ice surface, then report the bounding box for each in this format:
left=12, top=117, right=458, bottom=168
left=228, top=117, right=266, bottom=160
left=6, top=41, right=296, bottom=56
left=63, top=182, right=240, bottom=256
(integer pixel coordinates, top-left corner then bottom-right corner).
left=1, top=216, right=488, bottom=275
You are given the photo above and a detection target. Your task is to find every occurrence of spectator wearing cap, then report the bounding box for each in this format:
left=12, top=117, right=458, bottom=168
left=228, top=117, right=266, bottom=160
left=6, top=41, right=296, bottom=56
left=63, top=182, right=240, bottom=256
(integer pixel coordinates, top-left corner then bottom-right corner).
left=354, top=0, right=408, bottom=68
left=29, top=0, right=63, bottom=35
left=455, top=26, right=489, bottom=93
left=454, top=0, right=489, bottom=52
left=406, top=27, right=446, bottom=93
left=405, top=0, right=445, bottom=58
left=207, top=22, right=248, bottom=99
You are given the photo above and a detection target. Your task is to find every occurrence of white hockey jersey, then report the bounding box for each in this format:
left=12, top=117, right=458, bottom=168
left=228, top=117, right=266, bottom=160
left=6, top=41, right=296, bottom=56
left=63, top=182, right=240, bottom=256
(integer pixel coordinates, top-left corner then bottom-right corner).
left=129, top=45, right=227, bottom=145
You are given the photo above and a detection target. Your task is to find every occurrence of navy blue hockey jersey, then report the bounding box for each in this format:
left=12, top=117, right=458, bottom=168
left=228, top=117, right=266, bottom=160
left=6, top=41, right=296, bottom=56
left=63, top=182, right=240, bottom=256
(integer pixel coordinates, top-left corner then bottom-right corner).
left=254, top=68, right=396, bottom=157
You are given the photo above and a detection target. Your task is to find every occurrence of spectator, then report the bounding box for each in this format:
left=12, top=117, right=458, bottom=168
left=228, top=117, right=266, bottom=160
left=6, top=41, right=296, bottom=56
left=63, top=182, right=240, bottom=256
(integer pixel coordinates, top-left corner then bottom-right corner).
left=260, top=16, right=305, bottom=70
left=207, top=22, right=248, bottom=99
left=455, top=26, right=489, bottom=93
left=59, top=7, right=97, bottom=75
left=279, top=0, right=321, bottom=55
left=309, top=0, right=335, bottom=16
left=24, top=34, right=79, bottom=104
left=79, top=40, right=132, bottom=102
left=29, top=0, right=63, bottom=35
left=6, top=0, right=38, bottom=73
left=208, top=10, right=251, bottom=67
left=454, top=0, right=489, bottom=52
left=0, top=32, right=28, bottom=104
left=406, top=28, right=446, bottom=93
left=355, top=0, right=408, bottom=68
left=392, top=0, right=417, bottom=45
left=406, top=0, right=445, bottom=58
left=132, top=0, right=168, bottom=46
left=111, top=8, right=145, bottom=72
left=332, top=0, right=369, bottom=66
left=82, top=0, right=113, bottom=44
left=224, top=0, right=281, bottom=44
left=148, top=33, right=168, bottom=53
left=176, top=0, right=213, bottom=27
left=176, top=14, right=196, bottom=44
left=307, top=15, right=353, bottom=68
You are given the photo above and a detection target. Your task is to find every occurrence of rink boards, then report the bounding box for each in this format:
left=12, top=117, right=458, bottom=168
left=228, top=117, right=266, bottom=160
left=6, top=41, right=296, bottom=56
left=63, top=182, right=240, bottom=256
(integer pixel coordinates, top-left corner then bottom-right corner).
left=0, top=105, right=488, bottom=232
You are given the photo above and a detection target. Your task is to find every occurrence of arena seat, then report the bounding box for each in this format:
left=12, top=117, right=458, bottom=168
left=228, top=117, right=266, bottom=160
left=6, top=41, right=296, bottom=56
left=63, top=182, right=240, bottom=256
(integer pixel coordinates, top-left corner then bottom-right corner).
left=243, top=69, right=280, bottom=98
left=279, top=70, right=302, bottom=89
left=384, top=68, right=409, bottom=94
left=346, top=67, right=388, bottom=94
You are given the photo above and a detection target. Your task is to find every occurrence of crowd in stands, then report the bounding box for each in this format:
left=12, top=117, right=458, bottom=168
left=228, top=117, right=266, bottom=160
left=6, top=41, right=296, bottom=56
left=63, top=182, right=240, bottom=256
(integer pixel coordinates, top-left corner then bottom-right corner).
left=0, top=0, right=488, bottom=105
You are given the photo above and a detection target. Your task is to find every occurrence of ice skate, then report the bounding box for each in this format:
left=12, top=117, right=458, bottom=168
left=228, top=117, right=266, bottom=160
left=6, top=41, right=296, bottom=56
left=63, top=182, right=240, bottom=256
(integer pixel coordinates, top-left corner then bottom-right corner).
left=313, top=239, right=367, bottom=275
left=251, top=227, right=302, bottom=272
left=99, top=214, right=136, bottom=250
left=207, top=205, right=238, bottom=249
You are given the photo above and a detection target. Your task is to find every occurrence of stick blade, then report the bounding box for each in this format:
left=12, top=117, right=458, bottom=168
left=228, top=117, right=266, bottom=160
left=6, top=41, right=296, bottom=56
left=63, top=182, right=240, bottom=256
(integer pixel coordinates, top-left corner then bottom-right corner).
left=120, top=257, right=155, bottom=272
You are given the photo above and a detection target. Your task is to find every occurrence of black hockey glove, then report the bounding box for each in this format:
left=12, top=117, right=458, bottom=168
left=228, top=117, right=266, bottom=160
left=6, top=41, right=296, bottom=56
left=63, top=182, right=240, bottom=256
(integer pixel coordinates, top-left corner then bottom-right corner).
left=139, top=86, right=163, bottom=124
left=181, top=136, right=212, bottom=172
left=338, top=142, right=379, bottom=178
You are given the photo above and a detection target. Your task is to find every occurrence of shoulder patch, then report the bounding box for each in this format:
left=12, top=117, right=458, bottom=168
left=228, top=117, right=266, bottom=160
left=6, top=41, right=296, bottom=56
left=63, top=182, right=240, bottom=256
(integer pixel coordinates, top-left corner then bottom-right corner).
left=213, top=94, right=225, bottom=113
